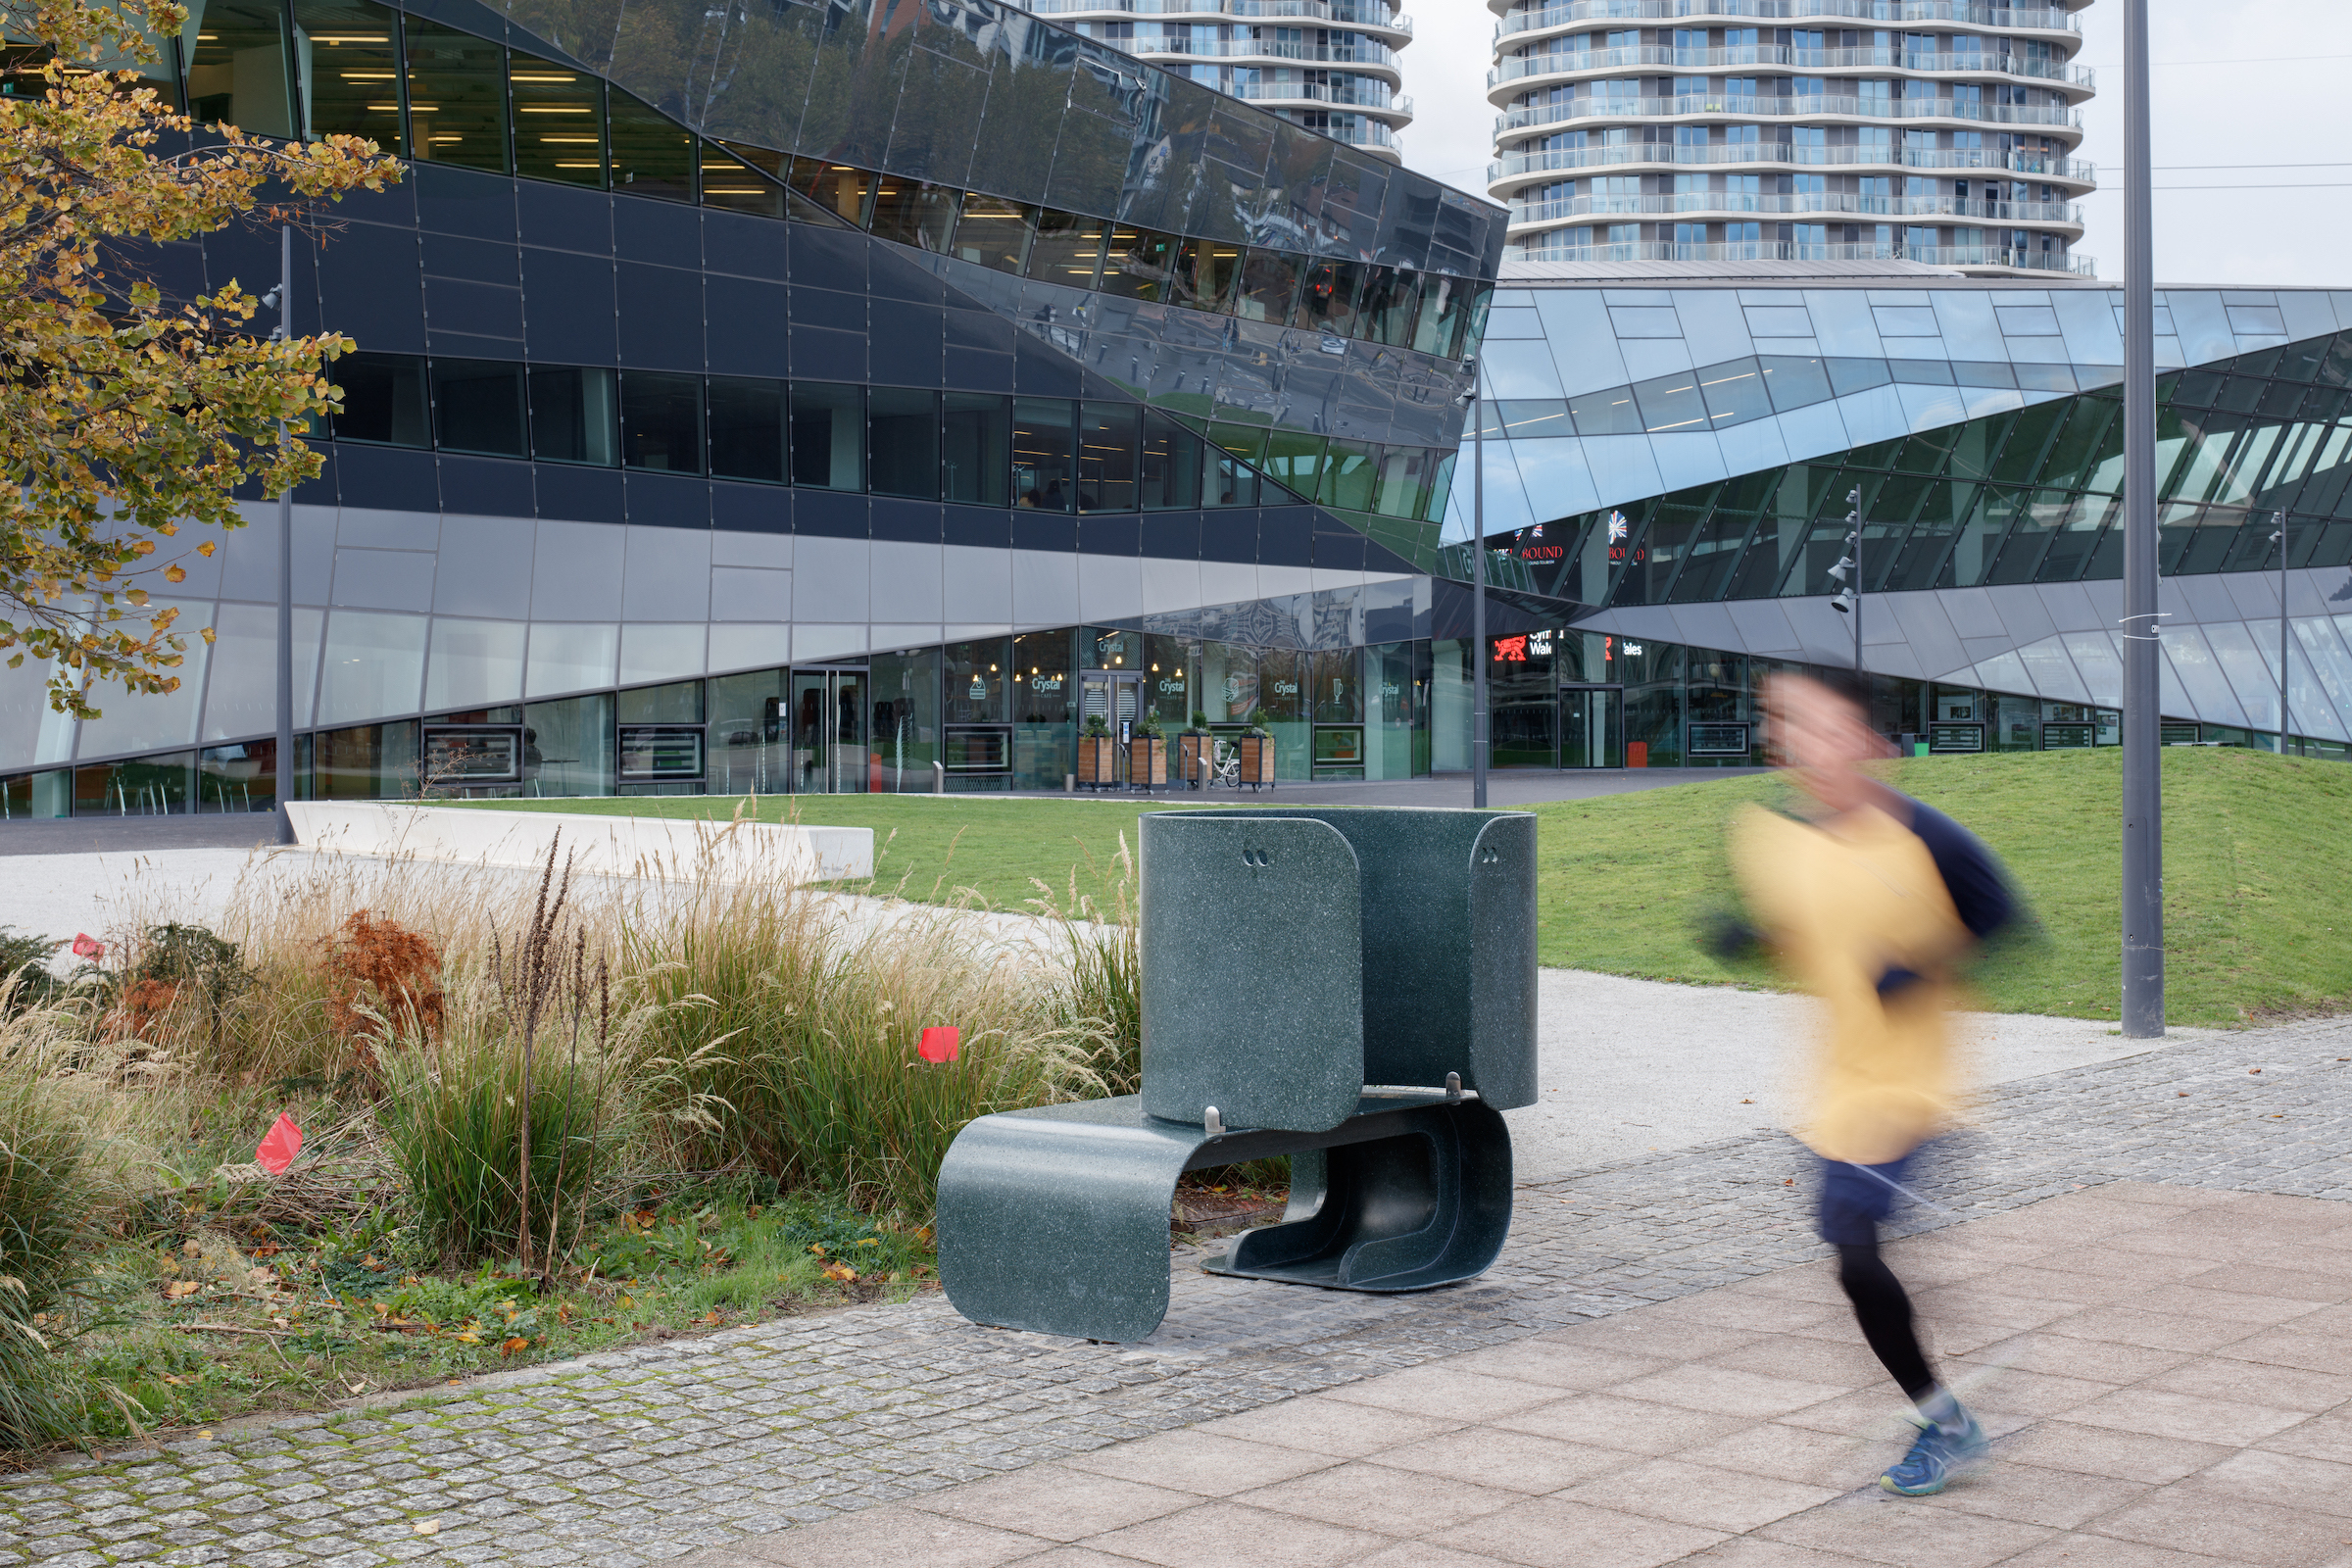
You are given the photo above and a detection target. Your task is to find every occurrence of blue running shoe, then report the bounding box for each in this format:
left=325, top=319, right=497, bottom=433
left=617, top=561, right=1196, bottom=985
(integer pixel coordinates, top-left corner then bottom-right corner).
left=1880, top=1407, right=1988, bottom=1496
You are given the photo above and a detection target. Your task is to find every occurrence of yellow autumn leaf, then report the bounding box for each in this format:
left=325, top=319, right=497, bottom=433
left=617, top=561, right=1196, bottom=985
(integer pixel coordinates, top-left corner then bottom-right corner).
left=164, top=564, right=184, bottom=582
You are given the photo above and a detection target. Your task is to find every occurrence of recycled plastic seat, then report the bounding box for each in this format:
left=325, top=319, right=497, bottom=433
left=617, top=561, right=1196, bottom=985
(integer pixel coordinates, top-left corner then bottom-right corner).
left=938, top=806, right=1537, bottom=1343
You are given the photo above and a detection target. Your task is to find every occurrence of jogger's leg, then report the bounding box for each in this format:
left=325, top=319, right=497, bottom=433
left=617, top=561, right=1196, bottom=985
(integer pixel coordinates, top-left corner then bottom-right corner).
left=1835, top=1241, right=1935, bottom=1400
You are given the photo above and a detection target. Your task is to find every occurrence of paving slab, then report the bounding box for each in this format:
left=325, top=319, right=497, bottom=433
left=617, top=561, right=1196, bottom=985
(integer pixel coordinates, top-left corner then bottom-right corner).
left=8, top=1018, right=2352, bottom=1565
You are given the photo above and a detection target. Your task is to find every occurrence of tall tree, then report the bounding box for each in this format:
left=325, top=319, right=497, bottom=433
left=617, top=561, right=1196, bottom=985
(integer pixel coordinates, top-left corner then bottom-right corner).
left=0, top=0, right=398, bottom=718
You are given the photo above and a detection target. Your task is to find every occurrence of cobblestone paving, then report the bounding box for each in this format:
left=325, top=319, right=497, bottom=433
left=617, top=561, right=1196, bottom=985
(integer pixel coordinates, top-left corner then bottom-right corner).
left=7, top=1018, right=2348, bottom=1568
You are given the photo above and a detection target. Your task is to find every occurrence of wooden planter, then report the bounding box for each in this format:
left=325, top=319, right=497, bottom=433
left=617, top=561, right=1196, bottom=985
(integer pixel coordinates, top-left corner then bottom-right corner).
left=1176, top=732, right=1215, bottom=789
left=1237, top=732, right=1276, bottom=789
left=1075, top=734, right=1118, bottom=789
left=1129, top=734, right=1168, bottom=790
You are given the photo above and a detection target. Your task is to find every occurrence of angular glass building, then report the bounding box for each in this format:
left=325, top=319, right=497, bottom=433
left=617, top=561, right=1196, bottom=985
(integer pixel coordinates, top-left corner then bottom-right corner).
left=0, top=0, right=1506, bottom=814
left=1446, top=266, right=2352, bottom=769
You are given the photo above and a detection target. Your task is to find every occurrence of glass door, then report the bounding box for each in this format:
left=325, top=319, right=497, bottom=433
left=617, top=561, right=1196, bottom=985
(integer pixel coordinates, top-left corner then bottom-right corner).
left=788, top=668, right=869, bottom=793
left=1079, top=672, right=1142, bottom=783
left=1561, top=685, right=1623, bottom=768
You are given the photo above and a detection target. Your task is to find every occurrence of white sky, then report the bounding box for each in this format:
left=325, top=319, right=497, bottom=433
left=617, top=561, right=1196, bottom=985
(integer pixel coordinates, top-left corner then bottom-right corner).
left=1399, top=0, right=2352, bottom=291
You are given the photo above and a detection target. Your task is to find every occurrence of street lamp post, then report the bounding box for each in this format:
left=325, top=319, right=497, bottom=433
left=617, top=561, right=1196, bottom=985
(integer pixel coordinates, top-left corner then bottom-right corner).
left=2120, top=0, right=2164, bottom=1038
left=270, top=224, right=296, bottom=847
left=2272, top=510, right=2290, bottom=757
left=1461, top=361, right=1489, bottom=808
left=1829, top=487, right=1862, bottom=675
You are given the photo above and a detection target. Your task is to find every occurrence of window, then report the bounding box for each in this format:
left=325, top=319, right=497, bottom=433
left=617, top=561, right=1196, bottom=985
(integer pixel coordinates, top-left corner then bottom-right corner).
left=609, top=87, right=694, bottom=203
left=789, top=382, right=862, bottom=490
left=699, top=142, right=788, bottom=218
left=1170, top=239, right=1242, bottom=314
left=1411, top=274, right=1471, bottom=359
left=510, top=53, right=604, bottom=187
left=869, top=388, right=941, bottom=499
left=1026, top=210, right=1107, bottom=289
left=431, top=360, right=526, bottom=457
left=186, top=0, right=297, bottom=138
left=620, top=371, right=703, bottom=473
left=1235, top=249, right=1300, bottom=322
left=1077, top=403, right=1139, bottom=513
left=869, top=179, right=959, bottom=251
left=1140, top=412, right=1204, bottom=511
left=790, top=160, right=873, bottom=225
left=708, top=376, right=785, bottom=484
left=1098, top=226, right=1176, bottom=301
left=953, top=196, right=1035, bottom=273
left=1013, top=398, right=1076, bottom=512
left=529, top=367, right=618, bottom=466
left=294, top=0, right=403, bottom=151
left=1294, top=259, right=1362, bottom=333
left=943, top=394, right=1010, bottom=507
left=333, top=353, right=430, bottom=447
left=1355, top=266, right=1418, bottom=345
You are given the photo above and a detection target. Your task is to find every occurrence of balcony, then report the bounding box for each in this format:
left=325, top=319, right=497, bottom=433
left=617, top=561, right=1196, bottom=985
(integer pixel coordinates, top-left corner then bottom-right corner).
left=1127, top=37, right=1402, bottom=67
left=1489, top=141, right=2093, bottom=181
left=1028, top=0, right=1411, bottom=35
left=1492, top=46, right=2090, bottom=88
left=1498, top=91, right=2084, bottom=131
left=1230, top=79, right=1411, bottom=114
left=1302, top=117, right=1402, bottom=147
left=1494, top=1, right=2080, bottom=36
left=1507, top=191, right=2082, bottom=224
left=1507, top=237, right=2095, bottom=272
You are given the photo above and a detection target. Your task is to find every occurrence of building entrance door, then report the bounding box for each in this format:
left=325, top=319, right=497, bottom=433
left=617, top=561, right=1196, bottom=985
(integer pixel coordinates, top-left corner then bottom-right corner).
left=788, top=668, right=869, bottom=793
left=1079, top=672, right=1143, bottom=784
left=1560, top=685, right=1623, bottom=768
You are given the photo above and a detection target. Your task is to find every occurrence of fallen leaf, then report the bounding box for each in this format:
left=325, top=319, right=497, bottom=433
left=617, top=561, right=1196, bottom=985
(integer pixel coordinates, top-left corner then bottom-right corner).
left=499, top=1337, right=530, bottom=1356
left=413, top=1520, right=439, bottom=1536
left=164, top=1280, right=200, bottom=1298
left=821, top=1262, right=858, bottom=1284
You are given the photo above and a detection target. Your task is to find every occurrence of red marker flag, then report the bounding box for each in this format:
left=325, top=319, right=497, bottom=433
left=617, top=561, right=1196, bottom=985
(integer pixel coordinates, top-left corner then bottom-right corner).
left=71, top=933, right=103, bottom=960
left=917, top=1027, right=960, bottom=1064
left=256, top=1113, right=304, bottom=1175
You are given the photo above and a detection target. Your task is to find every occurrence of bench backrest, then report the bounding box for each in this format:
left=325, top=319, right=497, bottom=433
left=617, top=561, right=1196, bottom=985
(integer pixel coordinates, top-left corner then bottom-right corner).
left=1138, top=807, right=1537, bottom=1133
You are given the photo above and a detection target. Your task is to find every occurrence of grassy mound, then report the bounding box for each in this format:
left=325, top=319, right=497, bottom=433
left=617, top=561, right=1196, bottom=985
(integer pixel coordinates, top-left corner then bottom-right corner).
left=479, top=747, right=2352, bottom=1027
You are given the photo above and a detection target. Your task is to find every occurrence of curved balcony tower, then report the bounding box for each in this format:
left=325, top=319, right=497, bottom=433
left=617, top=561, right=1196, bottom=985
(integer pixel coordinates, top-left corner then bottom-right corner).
left=1486, top=0, right=2096, bottom=275
left=1040, top=0, right=1415, bottom=162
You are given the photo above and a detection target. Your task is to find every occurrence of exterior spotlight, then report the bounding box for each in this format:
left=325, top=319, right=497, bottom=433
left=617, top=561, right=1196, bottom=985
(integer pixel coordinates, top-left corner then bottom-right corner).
left=1827, top=557, right=1852, bottom=583
left=1832, top=588, right=1857, bottom=614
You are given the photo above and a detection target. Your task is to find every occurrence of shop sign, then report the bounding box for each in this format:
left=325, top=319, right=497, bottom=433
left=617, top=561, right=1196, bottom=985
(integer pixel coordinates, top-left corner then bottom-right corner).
left=1494, top=635, right=1528, bottom=662
left=1930, top=722, right=1985, bottom=753
left=1689, top=721, right=1750, bottom=756
left=1029, top=673, right=1064, bottom=693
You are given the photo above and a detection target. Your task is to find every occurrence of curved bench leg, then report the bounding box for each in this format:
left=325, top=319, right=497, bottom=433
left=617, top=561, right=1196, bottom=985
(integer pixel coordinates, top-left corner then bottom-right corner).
left=936, top=1101, right=1202, bottom=1342
left=1209, top=1102, right=1512, bottom=1293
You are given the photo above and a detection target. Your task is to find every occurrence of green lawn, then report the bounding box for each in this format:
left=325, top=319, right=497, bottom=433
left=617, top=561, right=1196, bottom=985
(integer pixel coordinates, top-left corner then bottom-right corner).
left=462, top=747, right=2352, bottom=1025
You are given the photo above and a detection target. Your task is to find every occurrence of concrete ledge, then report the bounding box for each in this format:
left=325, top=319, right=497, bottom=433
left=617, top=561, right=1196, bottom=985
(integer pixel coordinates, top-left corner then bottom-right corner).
left=282, top=803, right=872, bottom=883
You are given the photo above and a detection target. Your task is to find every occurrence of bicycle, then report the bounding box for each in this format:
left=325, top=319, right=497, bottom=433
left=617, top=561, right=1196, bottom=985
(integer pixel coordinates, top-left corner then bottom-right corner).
left=1206, top=739, right=1242, bottom=790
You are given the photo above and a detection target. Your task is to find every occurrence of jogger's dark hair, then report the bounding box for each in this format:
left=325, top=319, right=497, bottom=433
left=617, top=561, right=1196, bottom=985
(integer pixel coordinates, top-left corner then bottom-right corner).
left=1837, top=1242, right=1936, bottom=1400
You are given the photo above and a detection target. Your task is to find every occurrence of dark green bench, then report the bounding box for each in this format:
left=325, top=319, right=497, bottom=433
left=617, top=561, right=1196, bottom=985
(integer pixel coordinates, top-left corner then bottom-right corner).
left=937, top=806, right=1538, bottom=1343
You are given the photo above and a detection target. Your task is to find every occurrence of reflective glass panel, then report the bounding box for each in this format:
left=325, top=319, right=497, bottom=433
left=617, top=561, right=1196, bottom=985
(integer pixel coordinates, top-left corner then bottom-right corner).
left=511, top=52, right=604, bottom=187
left=708, top=375, right=785, bottom=483
left=953, top=196, right=1034, bottom=273
left=293, top=0, right=402, bottom=151
left=944, top=393, right=1010, bottom=506
left=790, top=159, right=874, bottom=226
left=400, top=17, right=504, bottom=172
left=621, top=370, right=703, bottom=473
left=1412, top=274, right=1472, bottom=360
left=1262, top=428, right=1327, bottom=500
left=1568, top=386, right=1642, bottom=436
left=609, top=87, right=694, bottom=204
left=1373, top=448, right=1435, bottom=519
left=1634, top=370, right=1709, bottom=434
left=1319, top=440, right=1378, bottom=512
left=870, top=387, right=941, bottom=499
left=699, top=141, right=786, bottom=218
left=1077, top=402, right=1138, bottom=513
left=789, top=382, right=863, bottom=490
left=1698, top=359, right=1773, bottom=426
left=1025, top=210, right=1106, bottom=289
left=1357, top=267, right=1418, bottom=347
left=529, top=367, right=618, bottom=466
left=1292, top=259, right=1363, bottom=335
left=430, top=359, right=525, bottom=457
left=1013, top=398, right=1076, bottom=512
left=332, top=352, right=429, bottom=447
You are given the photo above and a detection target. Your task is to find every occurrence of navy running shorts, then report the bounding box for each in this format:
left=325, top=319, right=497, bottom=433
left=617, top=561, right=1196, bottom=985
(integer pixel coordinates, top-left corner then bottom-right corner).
left=1816, top=1151, right=1921, bottom=1247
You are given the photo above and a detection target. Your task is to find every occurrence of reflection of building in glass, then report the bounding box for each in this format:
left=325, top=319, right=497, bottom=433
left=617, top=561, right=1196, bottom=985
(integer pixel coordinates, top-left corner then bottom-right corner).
left=1049, top=0, right=1414, bottom=163
left=0, top=0, right=1506, bottom=813
left=1486, top=0, right=2095, bottom=274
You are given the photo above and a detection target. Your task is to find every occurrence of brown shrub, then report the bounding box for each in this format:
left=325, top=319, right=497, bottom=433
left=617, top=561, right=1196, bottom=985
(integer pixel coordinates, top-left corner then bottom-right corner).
left=105, top=977, right=179, bottom=1042
left=324, top=910, right=445, bottom=1075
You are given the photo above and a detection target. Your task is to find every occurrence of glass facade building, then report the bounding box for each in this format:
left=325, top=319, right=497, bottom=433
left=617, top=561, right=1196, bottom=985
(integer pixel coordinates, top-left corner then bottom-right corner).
left=0, top=0, right=1511, bottom=814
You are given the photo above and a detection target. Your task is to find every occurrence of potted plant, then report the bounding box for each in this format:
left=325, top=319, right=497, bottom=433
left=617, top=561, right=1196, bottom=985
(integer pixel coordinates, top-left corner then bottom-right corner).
left=1236, top=708, right=1276, bottom=790
left=1179, top=710, right=1215, bottom=789
left=1130, top=711, right=1168, bottom=791
left=1076, top=713, right=1116, bottom=790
